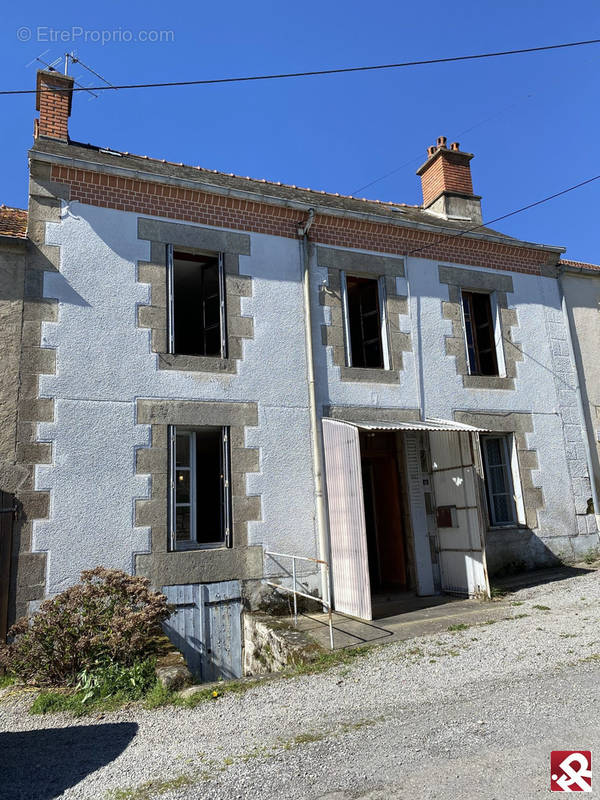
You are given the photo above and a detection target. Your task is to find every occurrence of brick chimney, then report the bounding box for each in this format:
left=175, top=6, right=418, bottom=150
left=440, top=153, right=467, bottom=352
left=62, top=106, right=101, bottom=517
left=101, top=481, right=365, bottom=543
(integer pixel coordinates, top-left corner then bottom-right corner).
left=416, top=136, right=482, bottom=223
left=35, top=70, right=74, bottom=142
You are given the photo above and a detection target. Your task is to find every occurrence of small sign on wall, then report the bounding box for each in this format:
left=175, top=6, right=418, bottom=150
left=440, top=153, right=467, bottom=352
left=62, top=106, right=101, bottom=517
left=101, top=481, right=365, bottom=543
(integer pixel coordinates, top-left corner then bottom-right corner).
left=436, top=505, right=458, bottom=528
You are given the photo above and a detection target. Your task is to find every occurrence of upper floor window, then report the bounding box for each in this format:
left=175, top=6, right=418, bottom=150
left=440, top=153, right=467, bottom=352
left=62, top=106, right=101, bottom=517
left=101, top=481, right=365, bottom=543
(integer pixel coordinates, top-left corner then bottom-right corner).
left=169, top=426, right=231, bottom=550
left=342, top=274, right=388, bottom=369
left=461, top=290, right=498, bottom=376
left=168, top=247, right=227, bottom=357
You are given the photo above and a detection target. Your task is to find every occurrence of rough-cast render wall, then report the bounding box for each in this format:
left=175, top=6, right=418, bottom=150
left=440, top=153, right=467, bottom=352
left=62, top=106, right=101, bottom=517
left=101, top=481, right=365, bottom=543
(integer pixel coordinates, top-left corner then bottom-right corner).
left=312, top=250, right=596, bottom=552
left=561, top=273, right=600, bottom=503
left=33, top=203, right=318, bottom=597
left=29, top=203, right=597, bottom=600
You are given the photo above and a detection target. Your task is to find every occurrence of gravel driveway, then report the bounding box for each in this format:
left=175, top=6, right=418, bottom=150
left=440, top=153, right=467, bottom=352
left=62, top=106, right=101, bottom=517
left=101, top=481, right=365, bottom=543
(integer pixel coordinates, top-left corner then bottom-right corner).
left=1, top=567, right=599, bottom=800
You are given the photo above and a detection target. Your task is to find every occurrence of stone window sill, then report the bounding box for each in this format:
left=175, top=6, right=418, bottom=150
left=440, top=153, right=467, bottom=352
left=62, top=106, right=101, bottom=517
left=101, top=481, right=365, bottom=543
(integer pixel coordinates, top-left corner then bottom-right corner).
left=158, top=353, right=236, bottom=374
left=340, top=366, right=400, bottom=385
left=463, top=375, right=515, bottom=390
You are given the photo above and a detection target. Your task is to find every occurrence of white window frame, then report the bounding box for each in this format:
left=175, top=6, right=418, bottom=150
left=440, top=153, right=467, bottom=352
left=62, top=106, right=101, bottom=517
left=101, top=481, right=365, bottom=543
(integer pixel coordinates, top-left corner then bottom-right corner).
left=166, top=245, right=227, bottom=358
left=340, top=270, right=390, bottom=370
left=460, top=289, right=505, bottom=377
left=169, top=426, right=231, bottom=551
left=481, top=434, right=521, bottom=527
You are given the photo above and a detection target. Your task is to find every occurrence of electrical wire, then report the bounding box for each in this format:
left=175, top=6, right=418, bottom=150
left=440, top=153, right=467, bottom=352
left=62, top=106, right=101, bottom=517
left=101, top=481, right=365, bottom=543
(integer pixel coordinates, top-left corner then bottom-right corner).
left=406, top=174, right=600, bottom=256
left=2, top=37, right=599, bottom=95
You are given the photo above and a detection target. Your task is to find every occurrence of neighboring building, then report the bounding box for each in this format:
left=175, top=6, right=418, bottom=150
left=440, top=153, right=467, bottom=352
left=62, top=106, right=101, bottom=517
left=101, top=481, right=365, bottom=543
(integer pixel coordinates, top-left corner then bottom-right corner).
left=2, top=69, right=598, bottom=675
left=560, top=260, right=600, bottom=520
left=0, top=206, right=28, bottom=639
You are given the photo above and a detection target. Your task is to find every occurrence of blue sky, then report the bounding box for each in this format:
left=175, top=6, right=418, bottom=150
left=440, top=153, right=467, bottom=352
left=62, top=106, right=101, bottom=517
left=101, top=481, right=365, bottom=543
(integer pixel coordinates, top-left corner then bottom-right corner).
left=1, top=1, right=599, bottom=261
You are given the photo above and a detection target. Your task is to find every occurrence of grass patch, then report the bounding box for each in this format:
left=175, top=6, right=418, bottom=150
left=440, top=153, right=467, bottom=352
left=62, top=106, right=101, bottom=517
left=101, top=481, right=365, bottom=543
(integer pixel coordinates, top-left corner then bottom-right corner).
left=447, top=623, right=470, bottom=632
left=583, top=550, right=599, bottom=565
left=109, top=773, right=195, bottom=800
left=0, top=674, right=16, bottom=690
left=532, top=605, right=551, bottom=611
left=30, top=688, right=136, bottom=717
left=510, top=601, right=524, bottom=607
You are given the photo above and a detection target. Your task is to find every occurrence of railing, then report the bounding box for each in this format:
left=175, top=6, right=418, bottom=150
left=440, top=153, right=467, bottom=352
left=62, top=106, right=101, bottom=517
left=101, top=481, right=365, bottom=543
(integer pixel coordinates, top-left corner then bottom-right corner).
left=264, top=551, right=334, bottom=650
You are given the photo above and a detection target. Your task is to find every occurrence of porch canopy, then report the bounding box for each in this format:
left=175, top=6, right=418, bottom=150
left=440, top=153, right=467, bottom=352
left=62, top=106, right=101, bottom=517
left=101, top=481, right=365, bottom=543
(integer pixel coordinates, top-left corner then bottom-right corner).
left=321, top=416, right=491, bottom=620
left=328, top=418, right=490, bottom=433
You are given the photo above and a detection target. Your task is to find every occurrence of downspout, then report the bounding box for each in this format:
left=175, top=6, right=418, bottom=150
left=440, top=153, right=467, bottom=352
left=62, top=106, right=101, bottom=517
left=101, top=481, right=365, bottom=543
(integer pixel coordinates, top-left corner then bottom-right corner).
left=557, top=266, right=600, bottom=526
left=297, top=210, right=330, bottom=604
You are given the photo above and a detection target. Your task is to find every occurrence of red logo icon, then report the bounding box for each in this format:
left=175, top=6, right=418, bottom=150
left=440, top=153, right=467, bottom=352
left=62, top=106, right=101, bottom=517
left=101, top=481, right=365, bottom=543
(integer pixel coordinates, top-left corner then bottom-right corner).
left=551, top=751, right=592, bottom=792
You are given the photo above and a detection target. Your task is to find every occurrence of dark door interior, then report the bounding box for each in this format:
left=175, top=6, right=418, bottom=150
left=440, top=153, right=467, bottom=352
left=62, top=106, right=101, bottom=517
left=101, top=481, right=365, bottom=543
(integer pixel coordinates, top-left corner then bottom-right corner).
left=360, top=433, right=407, bottom=592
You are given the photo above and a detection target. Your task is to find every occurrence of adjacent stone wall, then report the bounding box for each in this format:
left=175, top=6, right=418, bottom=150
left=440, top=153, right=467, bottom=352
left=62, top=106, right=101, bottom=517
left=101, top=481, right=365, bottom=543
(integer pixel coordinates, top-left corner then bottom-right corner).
left=9, top=160, right=64, bottom=621
left=317, top=246, right=411, bottom=384
left=134, top=398, right=263, bottom=588
left=439, top=265, right=522, bottom=390
left=136, top=219, right=253, bottom=374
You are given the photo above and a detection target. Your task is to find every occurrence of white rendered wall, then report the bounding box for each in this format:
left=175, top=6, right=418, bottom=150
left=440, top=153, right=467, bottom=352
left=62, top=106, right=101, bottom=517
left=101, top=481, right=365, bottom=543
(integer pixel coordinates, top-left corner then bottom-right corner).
left=310, top=246, right=597, bottom=554
left=35, top=203, right=318, bottom=595
left=33, top=202, right=597, bottom=596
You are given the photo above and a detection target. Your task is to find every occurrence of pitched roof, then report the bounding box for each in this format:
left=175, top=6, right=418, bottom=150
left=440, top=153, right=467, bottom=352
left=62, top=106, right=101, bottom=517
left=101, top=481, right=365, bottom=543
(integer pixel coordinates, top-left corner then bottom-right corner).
left=0, top=205, right=27, bottom=239
left=561, top=258, right=600, bottom=273
left=31, top=138, right=564, bottom=253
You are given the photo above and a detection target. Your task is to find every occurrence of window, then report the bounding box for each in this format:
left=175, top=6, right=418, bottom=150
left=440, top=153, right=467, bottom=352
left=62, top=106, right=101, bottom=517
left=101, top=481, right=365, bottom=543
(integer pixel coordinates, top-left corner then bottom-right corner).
left=461, top=291, right=498, bottom=376
left=168, top=248, right=226, bottom=357
left=343, top=275, right=386, bottom=368
left=169, top=427, right=231, bottom=549
left=481, top=435, right=518, bottom=526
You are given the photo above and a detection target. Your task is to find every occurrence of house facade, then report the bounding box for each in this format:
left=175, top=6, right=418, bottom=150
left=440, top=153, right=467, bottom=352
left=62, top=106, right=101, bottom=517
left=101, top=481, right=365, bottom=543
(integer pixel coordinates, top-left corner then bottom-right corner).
left=3, top=70, right=599, bottom=673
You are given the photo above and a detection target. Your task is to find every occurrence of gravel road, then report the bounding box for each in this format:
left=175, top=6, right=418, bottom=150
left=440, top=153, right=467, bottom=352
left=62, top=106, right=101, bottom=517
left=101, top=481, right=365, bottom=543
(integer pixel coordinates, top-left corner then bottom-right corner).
left=1, top=567, right=599, bottom=800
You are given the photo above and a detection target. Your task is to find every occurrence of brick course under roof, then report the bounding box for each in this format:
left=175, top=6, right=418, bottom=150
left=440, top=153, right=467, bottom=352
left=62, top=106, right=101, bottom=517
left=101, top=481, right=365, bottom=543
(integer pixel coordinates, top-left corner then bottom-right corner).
left=0, top=206, right=27, bottom=239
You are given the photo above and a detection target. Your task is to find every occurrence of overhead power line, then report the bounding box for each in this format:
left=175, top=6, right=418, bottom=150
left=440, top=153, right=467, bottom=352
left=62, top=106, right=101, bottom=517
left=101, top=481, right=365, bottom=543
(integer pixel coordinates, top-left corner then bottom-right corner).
left=406, top=174, right=600, bottom=256
left=2, top=37, right=600, bottom=96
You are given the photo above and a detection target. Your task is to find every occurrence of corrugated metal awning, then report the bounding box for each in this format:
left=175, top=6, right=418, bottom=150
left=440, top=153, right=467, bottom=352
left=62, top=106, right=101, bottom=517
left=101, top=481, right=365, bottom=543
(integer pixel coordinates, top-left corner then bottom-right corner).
left=325, top=418, right=490, bottom=433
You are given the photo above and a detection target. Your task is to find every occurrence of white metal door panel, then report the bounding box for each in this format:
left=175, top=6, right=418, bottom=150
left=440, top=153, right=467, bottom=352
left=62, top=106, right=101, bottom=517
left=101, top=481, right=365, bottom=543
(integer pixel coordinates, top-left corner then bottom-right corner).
left=404, top=432, right=435, bottom=596
left=322, top=418, right=372, bottom=620
left=429, top=431, right=490, bottom=597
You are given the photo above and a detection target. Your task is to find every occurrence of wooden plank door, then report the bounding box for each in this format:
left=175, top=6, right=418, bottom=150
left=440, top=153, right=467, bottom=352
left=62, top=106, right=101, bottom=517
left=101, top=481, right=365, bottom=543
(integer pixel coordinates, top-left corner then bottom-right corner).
left=162, top=581, right=242, bottom=682
left=322, top=419, right=372, bottom=620
left=428, top=431, right=490, bottom=597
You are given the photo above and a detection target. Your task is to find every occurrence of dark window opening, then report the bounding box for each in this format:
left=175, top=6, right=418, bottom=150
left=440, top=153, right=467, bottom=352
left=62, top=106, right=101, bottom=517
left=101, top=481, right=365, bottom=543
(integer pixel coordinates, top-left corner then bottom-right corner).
left=481, top=435, right=517, bottom=526
left=346, top=275, right=384, bottom=368
left=461, top=290, right=498, bottom=376
left=172, top=251, right=224, bottom=357
left=172, top=427, right=230, bottom=549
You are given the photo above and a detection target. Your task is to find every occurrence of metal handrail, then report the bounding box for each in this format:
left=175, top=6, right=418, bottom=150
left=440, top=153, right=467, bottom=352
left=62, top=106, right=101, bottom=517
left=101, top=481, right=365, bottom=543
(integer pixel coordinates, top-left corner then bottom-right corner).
left=264, top=551, right=334, bottom=649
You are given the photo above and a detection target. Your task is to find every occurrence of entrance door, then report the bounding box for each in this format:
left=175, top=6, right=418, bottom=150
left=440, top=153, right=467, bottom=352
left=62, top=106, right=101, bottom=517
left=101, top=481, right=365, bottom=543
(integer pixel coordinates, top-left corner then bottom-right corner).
left=322, top=419, right=372, bottom=620
left=360, top=433, right=407, bottom=592
left=0, top=491, right=15, bottom=641
left=428, top=431, right=490, bottom=597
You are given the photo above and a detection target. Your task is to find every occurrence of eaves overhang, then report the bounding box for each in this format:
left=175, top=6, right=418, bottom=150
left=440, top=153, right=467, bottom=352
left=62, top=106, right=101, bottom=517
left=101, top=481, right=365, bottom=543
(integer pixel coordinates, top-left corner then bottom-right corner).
left=28, top=141, right=566, bottom=256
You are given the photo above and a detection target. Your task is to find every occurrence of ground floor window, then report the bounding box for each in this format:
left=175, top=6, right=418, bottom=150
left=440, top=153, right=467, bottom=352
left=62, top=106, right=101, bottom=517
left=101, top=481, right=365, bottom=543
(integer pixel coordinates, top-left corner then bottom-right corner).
left=169, top=426, right=231, bottom=549
left=480, top=434, right=520, bottom=526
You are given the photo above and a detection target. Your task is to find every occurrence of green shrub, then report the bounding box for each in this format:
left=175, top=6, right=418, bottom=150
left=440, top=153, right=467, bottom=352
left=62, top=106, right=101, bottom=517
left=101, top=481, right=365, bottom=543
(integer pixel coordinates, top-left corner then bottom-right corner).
left=0, top=567, right=170, bottom=686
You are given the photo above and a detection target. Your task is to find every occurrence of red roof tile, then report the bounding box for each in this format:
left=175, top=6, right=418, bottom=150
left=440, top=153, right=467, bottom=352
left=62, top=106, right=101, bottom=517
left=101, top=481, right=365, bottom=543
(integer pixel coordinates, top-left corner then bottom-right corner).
left=0, top=206, right=27, bottom=239
left=561, top=258, right=600, bottom=272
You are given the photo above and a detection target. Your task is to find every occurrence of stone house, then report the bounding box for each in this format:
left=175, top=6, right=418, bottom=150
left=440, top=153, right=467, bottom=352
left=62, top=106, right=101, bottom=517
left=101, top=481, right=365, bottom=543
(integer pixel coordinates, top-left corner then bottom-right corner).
left=1, top=69, right=598, bottom=674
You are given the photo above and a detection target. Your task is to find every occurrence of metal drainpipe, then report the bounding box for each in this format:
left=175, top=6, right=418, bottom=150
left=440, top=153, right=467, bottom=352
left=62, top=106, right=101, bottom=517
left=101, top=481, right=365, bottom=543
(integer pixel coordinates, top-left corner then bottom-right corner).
left=557, top=268, right=600, bottom=525
left=297, top=209, right=330, bottom=606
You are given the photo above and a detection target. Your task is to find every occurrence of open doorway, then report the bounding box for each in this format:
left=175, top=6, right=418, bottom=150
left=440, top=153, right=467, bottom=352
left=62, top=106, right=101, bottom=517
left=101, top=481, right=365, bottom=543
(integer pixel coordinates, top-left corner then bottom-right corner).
left=360, top=431, right=409, bottom=594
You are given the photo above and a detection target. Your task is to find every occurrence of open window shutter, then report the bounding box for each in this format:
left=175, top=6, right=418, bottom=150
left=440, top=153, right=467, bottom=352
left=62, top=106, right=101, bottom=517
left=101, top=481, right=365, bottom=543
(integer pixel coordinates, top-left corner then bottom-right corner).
left=168, top=425, right=176, bottom=551
left=166, top=244, right=175, bottom=354
left=222, top=427, right=232, bottom=548
left=429, top=431, right=490, bottom=597
left=322, top=418, right=372, bottom=620
left=218, top=253, right=227, bottom=358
